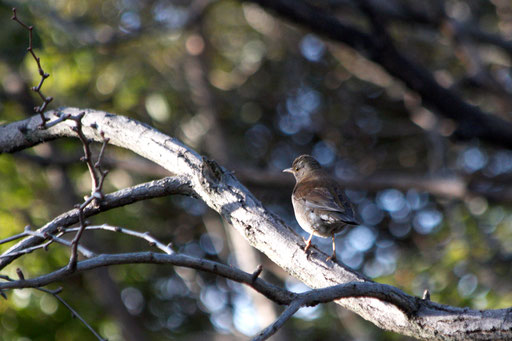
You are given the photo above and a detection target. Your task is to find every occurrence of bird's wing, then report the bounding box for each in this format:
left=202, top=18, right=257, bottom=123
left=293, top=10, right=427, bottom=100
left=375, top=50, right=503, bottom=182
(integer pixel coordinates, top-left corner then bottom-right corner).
left=301, top=185, right=359, bottom=225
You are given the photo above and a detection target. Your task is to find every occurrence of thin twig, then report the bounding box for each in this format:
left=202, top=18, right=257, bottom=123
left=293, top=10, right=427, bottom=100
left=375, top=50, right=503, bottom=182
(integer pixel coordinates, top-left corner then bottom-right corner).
left=70, top=113, right=98, bottom=191
left=64, top=224, right=174, bottom=255
left=25, top=229, right=96, bottom=259
left=67, top=195, right=95, bottom=271
left=253, top=299, right=303, bottom=341
left=95, top=132, right=110, bottom=174
left=0, top=230, right=30, bottom=245
left=45, top=111, right=72, bottom=129
left=0, top=227, right=95, bottom=260
left=0, top=240, right=53, bottom=258
left=66, top=114, right=110, bottom=271
left=0, top=275, right=105, bottom=341
left=11, top=8, right=53, bottom=127
left=49, top=290, right=106, bottom=341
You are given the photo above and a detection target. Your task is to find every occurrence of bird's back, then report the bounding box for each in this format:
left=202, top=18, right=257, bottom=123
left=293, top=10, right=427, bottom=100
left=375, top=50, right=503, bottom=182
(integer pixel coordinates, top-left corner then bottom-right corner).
left=293, top=173, right=359, bottom=227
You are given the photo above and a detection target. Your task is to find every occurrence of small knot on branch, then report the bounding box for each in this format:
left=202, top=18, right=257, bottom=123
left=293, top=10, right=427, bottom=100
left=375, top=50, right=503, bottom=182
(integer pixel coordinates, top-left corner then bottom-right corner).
left=251, top=265, right=263, bottom=283
left=422, top=289, right=431, bottom=301
left=16, top=268, right=25, bottom=280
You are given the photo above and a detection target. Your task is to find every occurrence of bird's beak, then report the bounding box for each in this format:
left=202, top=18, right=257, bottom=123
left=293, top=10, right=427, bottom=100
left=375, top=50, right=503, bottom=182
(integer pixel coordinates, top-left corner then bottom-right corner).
left=283, top=168, right=293, bottom=174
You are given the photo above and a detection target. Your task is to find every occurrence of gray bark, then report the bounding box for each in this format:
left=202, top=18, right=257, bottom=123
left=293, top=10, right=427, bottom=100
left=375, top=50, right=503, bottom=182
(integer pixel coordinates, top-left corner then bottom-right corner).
left=1, top=108, right=511, bottom=340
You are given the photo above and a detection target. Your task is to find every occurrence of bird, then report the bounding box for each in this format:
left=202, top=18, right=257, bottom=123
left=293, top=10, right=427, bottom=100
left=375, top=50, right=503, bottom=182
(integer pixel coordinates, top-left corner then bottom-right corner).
left=283, top=155, right=359, bottom=261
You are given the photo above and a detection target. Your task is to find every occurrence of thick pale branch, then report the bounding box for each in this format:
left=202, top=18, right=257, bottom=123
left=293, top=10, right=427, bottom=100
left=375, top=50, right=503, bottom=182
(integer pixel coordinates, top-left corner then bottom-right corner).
left=1, top=109, right=511, bottom=339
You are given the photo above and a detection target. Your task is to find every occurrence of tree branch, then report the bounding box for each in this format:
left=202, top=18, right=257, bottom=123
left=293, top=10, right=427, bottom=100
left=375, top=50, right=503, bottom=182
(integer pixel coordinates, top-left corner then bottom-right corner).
left=0, top=175, right=194, bottom=269
left=1, top=250, right=510, bottom=341
left=0, top=252, right=295, bottom=305
left=1, top=109, right=511, bottom=339
left=11, top=8, right=53, bottom=126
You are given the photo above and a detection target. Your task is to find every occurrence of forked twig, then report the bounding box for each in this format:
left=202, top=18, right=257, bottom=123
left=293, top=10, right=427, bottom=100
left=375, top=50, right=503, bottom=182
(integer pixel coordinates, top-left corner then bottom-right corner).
left=11, top=8, right=53, bottom=127
left=67, top=115, right=110, bottom=271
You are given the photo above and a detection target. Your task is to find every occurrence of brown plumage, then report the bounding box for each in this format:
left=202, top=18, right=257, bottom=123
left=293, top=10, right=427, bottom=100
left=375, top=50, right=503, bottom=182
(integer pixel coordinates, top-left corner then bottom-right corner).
left=283, top=155, right=359, bottom=261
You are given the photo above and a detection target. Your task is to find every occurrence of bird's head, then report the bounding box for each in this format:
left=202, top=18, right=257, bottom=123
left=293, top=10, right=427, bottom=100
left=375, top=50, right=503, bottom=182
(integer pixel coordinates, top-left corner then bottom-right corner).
left=283, top=154, right=322, bottom=181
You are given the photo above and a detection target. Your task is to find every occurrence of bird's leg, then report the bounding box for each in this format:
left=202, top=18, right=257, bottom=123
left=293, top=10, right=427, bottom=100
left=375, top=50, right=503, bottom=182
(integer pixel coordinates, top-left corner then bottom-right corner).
left=304, top=233, right=314, bottom=252
left=326, top=234, right=337, bottom=261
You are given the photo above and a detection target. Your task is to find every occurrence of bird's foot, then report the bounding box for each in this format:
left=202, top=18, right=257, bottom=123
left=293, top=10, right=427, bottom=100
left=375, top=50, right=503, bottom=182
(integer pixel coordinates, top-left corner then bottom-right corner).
left=326, top=253, right=337, bottom=262
left=302, top=240, right=313, bottom=260
left=303, top=239, right=312, bottom=252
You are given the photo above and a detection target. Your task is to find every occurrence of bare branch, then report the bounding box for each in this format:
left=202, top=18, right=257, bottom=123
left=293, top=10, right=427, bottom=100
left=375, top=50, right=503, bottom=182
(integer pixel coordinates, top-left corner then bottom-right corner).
left=11, top=8, right=53, bottom=126
left=254, top=299, right=302, bottom=341
left=0, top=227, right=31, bottom=245
left=0, top=226, right=95, bottom=260
left=0, top=252, right=295, bottom=305
left=257, top=281, right=421, bottom=340
left=71, top=112, right=100, bottom=191
left=25, top=228, right=96, bottom=258
left=37, top=111, right=113, bottom=271
left=68, top=195, right=95, bottom=271
left=48, top=289, right=106, bottom=341
left=0, top=251, right=418, bottom=315
left=63, top=224, right=175, bottom=255
left=0, top=175, right=194, bottom=268
left=1, top=109, right=511, bottom=339
left=0, top=250, right=509, bottom=341
left=0, top=238, right=53, bottom=259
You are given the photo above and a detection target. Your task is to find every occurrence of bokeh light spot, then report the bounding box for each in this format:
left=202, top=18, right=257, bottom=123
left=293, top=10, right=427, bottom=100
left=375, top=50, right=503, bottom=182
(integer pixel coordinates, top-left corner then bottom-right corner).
left=347, top=225, right=376, bottom=252
left=459, top=147, right=488, bottom=173
left=300, top=34, right=325, bottom=62
left=377, top=189, right=405, bottom=212
left=458, top=274, right=478, bottom=297
left=121, top=287, right=144, bottom=315
left=413, top=209, right=443, bottom=234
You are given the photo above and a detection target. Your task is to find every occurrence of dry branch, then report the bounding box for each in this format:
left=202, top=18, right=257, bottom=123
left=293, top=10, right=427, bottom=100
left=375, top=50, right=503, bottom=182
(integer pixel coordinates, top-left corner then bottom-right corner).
left=0, top=175, right=193, bottom=268
left=1, top=109, right=511, bottom=340
left=11, top=8, right=53, bottom=126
